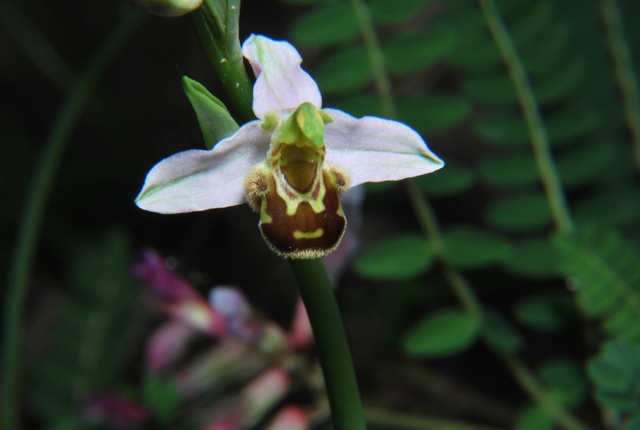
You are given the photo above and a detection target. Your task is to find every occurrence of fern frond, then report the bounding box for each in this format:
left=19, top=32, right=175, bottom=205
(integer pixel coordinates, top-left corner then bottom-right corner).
left=553, top=227, right=640, bottom=340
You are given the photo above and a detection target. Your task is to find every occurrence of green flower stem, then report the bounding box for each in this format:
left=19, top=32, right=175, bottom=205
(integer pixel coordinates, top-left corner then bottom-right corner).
left=600, top=0, right=640, bottom=172
left=347, top=0, right=395, bottom=118
left=1, top=9, right=142, bottom=429
left=477, top=0, right=574, bottom=235
left=365, top=407, right=508, bottom=430
left=289, top=259, right=366, bottom=430
left=190, top=0, right=254, bottom=124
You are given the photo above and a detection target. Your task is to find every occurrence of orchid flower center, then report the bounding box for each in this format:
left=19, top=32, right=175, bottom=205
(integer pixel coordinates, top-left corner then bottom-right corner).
left=279, top=144, right=322, bottom=193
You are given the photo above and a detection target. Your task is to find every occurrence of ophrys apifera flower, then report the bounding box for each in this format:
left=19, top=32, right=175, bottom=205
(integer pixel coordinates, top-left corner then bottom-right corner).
left=135, top=35, right=444, bottom=258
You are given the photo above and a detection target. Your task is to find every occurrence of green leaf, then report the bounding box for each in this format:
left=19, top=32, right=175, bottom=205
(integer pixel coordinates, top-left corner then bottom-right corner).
left=588, top=339, right=640, bottom=413
left=413, top=161, right=475, bottom=196
left=503, top=238, right=560, bottom=278
left=534, top=61, right=586, bottom=104
left=370, top=0, right=432, bottom=24
left=514, top=291, right=573, bottom=331
left=522, top=23, right=571, bottom=79
left=143, top=374, right=182, bottom=425
left=402, top=308, right=479, bottom=358
left=441, top=225, right=512, bottom=269
left=182, top=76, right=239, bottom=150
left=625, top=414, right=640, bottom=430
left=547, top=107, right=601, bottom=145
left=553, top=227, right=640, bottom=340
left=464, top=75, right=517, bottom=104
left=474, top=115, right=529, bottom=147
left=330, top=94, right=382, bottom=118
left=478, top=154, right=538, bottom=187
left=383, top=30, right=457, bottom=74
left=315, top=46, right=372, bottom=95
left=515, top=405, right=554, bottom=430
left=290, top=4, right=359, bottom=47
left=449, top=37, right=501, bottom=70
left=353, top=233, right=433, bottom=281
left=575, top=189, right=640, bottom=227
left=398, top=95, right=472, bottom=134
left=482, top=308, right=523, bottom=354
left=510, top=1, right=556, bottom=51
left=537, top=359, right=587, bottom=407
left=487, top=193, right=552, bottom=231
left=557, top=142, right=615, bottom=187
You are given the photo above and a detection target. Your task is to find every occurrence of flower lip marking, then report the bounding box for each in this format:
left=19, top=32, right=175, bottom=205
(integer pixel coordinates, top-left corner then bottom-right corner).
left=134, top=34, right=445, bottom=259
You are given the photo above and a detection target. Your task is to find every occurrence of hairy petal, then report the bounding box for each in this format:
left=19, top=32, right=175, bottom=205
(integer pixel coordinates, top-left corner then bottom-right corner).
left=323, top=109, right=444, bottom=187
left=136, top=121, right=269, bottom=213
left=242, top=34, right=322, bottom=119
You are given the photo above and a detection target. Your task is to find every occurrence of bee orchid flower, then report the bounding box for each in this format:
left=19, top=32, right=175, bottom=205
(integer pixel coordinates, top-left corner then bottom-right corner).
left=135, top=34, right=444, bottom=258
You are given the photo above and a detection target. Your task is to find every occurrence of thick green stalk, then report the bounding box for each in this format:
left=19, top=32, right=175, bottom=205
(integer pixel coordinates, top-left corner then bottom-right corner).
left=1, top=9, right=142, bottom=429
left=289, top=259, right=366, bottom=430
left=190, top=0, right=254, bottom=123
left=477, top=0, right=574, bottom=234
left=600, top=0, right=640, bottom=171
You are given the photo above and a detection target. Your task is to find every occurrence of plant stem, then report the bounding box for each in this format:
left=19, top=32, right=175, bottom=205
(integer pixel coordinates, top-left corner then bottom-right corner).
left=600, top=0, right=640, bottom=172
left=500, top=353, right=592, bottom=430
left=348, top=0, right=395, bottom=119
left=190, top=0, right=254, bottom=123
left=289, top=259, right=366, bottom=430
left=0, top=9, right=142, bottom=429
left=477, top=0, right=574, bottom=235
left=365, top=406, right=508, bottom=430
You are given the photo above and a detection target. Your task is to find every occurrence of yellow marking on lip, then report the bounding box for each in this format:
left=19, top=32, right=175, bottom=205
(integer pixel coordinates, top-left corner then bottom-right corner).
left=293, top=228, right=324, bottom=239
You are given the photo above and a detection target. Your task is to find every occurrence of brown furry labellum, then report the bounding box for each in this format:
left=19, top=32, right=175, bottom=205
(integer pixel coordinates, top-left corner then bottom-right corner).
left=244, top=150, right=349, bottom=259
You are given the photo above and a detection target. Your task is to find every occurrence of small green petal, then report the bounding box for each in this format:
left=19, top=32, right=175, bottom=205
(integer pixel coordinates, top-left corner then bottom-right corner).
left=296, top=103, right=326, bottom=148
left=182, top=76, right=239, bottom=149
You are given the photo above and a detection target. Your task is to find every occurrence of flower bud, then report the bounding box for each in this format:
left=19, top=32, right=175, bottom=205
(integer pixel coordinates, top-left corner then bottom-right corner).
left=133, top=0, right=203, bottom=17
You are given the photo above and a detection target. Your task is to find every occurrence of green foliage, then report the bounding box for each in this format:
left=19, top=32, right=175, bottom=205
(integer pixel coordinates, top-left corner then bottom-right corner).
left=27, top=231, right=139, bottom=424
left=513, top=291, right=573, bottom=331
left=413, top=161, right=475, bottom=196
left=441, top=225, right=512, bottom=269
left=537, top=359, right=588, bottom=407
left=515, top=405, right=554, bottom=430
left=486, top=193, right=552, bottom=231
left=369, top=0, right=432, bottom=25
left=401, top=308, right=479, bottom=358
left=554, top=227, right=640, bottom=340
left=482, top=308, right=524, bottom=354
left=142, top=373, right=182, bottom=426
left=588, top=339, right=640, bottom=419
left=290, top=3, right=359, bottom=47
left=353, top=233, right=433, bottom=281
left=315, top=46, right=372, bottom=95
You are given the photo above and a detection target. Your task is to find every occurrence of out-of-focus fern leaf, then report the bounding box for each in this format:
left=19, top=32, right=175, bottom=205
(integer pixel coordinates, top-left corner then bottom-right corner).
left=289, top=3, right=359, bottom=47
left=464, top=74, right=517, bottom=104
left=513, top=291, right=573, bottom=331
left=383, top=30, right=457, bottom=74
left=449, top=37, right=502, bottom=71
left=503, top=238, right=560, bottom=278
left=553, top=227, right=640, bottom=340
left=546, top=107, right=602, bottom=146
left=441, top=225, right=512, bottom=269
left=509, top=2, right=556, bottom=50
left=534, top=61, right=586, bottom=104
left=478, top=154, right=538, bottom=187
left=413, top=161, right=475, bottom=196
left=537, top=358, right=588, bottom=407
left=588, top=339, right=640, bottom=415
left=474, top=115, right=529, bottom=147
left=315, top=46, right=372, bottom=95
left=397, top=95, right=471, bottom=134
left=486, top=193, right=552, bottom=231
left=369, top=0, right=432, bottom=25
left=330, top=94, right=382, bottom=118
left=28, top=231, right=139, bottom=426
left=521, top=24, right=571, bottom=80
left=556, top=143, right=614, bottom=187
left=514, top=405, right=554, bottom=430
left=575, top=190, right=640, bottom=227
left=482, top=308, right=524, bottom=354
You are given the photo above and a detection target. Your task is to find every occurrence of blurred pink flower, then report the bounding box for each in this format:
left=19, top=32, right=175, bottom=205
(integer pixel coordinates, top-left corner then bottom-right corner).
left=84, top=393, right=148, bottom=428
left=265, top=406, right=309, bottom=430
